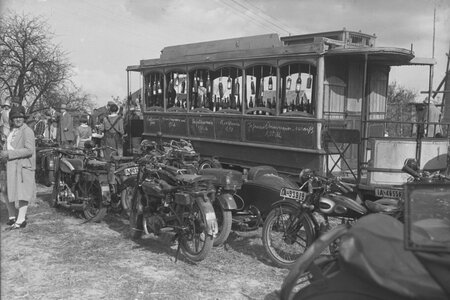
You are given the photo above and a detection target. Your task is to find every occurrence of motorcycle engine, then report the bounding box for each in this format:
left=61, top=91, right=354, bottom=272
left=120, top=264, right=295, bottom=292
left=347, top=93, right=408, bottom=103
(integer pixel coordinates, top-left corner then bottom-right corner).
left=58, top=182, right=76, bottom=203
left=144, top=214, right=165, bottom=235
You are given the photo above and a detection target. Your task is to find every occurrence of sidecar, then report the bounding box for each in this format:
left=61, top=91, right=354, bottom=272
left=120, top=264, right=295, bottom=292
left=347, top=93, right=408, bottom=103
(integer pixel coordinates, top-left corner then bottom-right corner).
left=233, top=166, right=300, bottom=231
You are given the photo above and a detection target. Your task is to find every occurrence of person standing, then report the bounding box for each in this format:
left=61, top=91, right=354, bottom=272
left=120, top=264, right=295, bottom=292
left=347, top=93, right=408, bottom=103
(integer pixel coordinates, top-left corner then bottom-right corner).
left=76, top=115, right=92, bottom=148
left=58, top=103, right=75, bottom=147
left=103, top=103, right=124, bottom=159
left=0, top=106, right=36, bottom=229
left=0, top=99, right=11, bottom=142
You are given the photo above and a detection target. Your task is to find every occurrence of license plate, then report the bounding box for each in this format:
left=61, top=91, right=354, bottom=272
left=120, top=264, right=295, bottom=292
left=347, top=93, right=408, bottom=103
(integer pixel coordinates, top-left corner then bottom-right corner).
left=375, top=188, right=403, bottom=199
left=124, top=166, right=138, bottom=176
left=280, top=187, right=307, bottom=202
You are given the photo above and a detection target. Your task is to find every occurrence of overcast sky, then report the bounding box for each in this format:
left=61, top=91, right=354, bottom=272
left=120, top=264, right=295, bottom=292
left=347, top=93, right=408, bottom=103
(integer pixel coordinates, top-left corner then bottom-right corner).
left=2, top=0, right=449, bottom=107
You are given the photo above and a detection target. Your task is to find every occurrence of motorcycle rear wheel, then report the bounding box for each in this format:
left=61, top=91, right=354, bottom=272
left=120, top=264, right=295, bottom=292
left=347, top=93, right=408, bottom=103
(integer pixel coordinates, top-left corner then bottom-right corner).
left=212, top=199, right=232, bottom=246
left=179, top=200, right=214, bottom=262
left=262, top=205, right=315, bottom=269
left=77, top=179, right=107, bottom=222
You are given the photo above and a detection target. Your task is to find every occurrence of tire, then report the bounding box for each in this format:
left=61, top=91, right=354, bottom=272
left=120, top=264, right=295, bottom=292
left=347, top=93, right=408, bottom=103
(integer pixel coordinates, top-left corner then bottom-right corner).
left=212, top=199, right=232, bottom=246
left=51, top=170, right=61, bottom=208
left=78, top=179, right=107, bottom=222
left=280, top=225, right=349, bottom=300
left=129, top=190, right=144, bottom=240
left=179, top=199, right=214, bottom=262
left=199, top=158, right=221, bottom=170
left=120, top=185, right=134, bottom=217
left=262, top=205, right=315, bottom=269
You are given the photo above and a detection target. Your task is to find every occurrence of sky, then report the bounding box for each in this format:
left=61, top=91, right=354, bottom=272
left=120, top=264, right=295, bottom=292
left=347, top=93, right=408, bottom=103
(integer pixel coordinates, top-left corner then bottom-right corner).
left=1, top=0, right=449, bottom=108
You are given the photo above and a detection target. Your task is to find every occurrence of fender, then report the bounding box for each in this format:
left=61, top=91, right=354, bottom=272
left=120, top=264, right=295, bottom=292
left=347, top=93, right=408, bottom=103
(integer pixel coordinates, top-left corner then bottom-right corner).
left=217, top=192, right=237, bottom=210
left=270, top=198, right=319, bottom=239
left=195, top=196, right=218, bottom=237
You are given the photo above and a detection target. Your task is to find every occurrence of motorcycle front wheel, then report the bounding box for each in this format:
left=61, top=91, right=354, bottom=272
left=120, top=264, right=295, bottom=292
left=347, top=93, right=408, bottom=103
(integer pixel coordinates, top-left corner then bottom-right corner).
left=121, top=185, right=134, bottom=217
left=77, top=179, right=107, bottom=222
left=212, top=199, right=232, bottom=246
left=179, top=200, right=214, bottom=262
left=129, top=190, right=144, bottom=239
left=262, top=205, right=315, bottom=269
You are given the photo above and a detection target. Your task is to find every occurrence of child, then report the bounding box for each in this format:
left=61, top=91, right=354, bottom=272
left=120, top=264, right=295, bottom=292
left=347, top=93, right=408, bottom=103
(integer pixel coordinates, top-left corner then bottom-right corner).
left=76, top=115, right=92, bottom=148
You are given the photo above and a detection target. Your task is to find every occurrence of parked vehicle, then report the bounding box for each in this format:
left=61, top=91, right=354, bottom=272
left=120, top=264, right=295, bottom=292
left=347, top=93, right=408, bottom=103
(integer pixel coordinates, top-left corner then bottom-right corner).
left=51, top=147, right=109, bottom=222
left=261, top=169, right=401, bottom=268
left=129, top=155, right=218, bottom=262
left=279, top=182, right=450, bottom=300
left=35, top=137, right=59, bottom=186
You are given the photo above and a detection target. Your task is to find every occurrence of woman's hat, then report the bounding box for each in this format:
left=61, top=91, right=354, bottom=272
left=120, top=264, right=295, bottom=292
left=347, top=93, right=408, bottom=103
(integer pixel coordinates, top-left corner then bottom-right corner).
left=9, top=106, right=27, bottom=120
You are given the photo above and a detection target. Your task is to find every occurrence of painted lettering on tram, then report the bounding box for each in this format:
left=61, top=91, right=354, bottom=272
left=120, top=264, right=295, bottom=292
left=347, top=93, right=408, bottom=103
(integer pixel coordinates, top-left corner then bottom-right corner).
left=219, top=119, right=240, bottom=133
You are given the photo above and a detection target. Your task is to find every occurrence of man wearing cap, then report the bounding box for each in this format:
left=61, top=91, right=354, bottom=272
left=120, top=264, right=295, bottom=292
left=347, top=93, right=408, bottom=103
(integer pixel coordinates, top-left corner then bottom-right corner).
left=0, top=106, right=36, bottom=229
left=58, top=103, right=75, bottom=147
left=0, top=99, right=12, bottom=141
left=103, top=103, right=124, bottom=159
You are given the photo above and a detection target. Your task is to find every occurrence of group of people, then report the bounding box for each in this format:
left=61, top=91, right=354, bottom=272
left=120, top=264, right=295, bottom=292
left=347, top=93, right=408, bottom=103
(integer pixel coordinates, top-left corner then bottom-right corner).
left=0, top=99, right=125, bottom=230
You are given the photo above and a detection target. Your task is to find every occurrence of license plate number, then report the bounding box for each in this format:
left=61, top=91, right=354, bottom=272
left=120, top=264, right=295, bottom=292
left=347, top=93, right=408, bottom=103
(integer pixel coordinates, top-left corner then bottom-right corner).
left=280, top=187, right=307, bottom=202
left=375, top=188, right=403, bottom=199
left=124, top=167, right=138, bottom=176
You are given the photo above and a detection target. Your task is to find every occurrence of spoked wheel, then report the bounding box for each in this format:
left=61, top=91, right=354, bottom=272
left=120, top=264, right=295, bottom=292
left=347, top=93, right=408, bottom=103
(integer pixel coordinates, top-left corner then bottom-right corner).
left=262, top=205, right=315, bottom=269
left=121, top=185, right=134, bottom=217
left=198, top=159, right=221, bottom=170
left=179, top=200, right=214, bottom=262
left=77, top=179, right=107, bottom=222
left=129, top=190, right=144, bottom=240
left=212, top=199, right=232, bottom=246
left=50, top=170, right=61, bottom=208
left=280, top=224, right=349, bottom=300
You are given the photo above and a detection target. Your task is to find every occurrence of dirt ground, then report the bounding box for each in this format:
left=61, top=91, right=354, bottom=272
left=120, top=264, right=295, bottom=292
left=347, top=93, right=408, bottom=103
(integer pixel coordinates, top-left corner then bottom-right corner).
left=1, top=184, right=288, bottom=300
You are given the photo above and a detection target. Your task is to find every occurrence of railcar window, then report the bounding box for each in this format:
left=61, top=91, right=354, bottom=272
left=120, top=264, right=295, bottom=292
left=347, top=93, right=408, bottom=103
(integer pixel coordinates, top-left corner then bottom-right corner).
left=280, top=63, right=315, bottom=116
left=145, top=72, right=164, bottom=109
left=245, top=65, right=277, bottom=115
left=211, top=67, right=242, bottom=113
left=166, top=71, right=187, bottom=110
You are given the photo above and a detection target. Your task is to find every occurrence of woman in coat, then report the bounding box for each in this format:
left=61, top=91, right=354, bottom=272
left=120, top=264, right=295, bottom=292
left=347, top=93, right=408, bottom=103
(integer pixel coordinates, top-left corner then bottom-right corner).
left=0, top=106, right=36, bottom=229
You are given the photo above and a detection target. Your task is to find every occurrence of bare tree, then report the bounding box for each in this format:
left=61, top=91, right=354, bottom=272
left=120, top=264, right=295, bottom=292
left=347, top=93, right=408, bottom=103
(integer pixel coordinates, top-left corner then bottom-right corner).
left=386, top=82, right=417, bottom=137
left=0, top=11, right=72, bottom=112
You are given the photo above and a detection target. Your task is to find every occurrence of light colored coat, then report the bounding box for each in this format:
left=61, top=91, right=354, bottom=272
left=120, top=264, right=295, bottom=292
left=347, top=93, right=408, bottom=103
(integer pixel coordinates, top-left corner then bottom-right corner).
left=5, top=123, right=36, bottom=205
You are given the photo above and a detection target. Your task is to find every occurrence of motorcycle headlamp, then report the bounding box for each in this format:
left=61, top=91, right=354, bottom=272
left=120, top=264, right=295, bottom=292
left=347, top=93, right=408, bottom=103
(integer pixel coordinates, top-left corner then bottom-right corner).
left=299, top=168, right=313, bottom=185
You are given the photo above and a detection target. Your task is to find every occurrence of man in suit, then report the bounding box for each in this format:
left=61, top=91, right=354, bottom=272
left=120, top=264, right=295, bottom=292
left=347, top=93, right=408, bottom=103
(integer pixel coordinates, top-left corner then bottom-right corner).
left=58, top=103, right=75, bottom=147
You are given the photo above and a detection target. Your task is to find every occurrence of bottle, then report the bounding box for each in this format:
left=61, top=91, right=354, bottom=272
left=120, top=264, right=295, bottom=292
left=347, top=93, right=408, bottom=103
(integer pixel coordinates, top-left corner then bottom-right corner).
left=271, top=97, right=276, bottom=110
left=206, top=73, right=211, bottom=93
left=305, top=99, right=311, bottom=113
left=199, top=72, right=204, bottom=87
left=218, top=81, right=224, bottom=99
left=286, top=76, right=292, bottom=90
left=236, top=95, right=241, bottom=111
left=212, top=95, right=217, bottom=112
left=192, top=76, right=198, bottom=93
left=175, top=73, right=179, bottom=86
left=290, top=99, right=295, bottom=112
left=307, top=75, right=312, bottom=89
left=157, top=80, right=162, bottom=94
left=295, top=93, right=300, bottom=111
left=295, top=76, right=302, bottom=93
left=249, top=96, right=254, bottom=108
left=251, top=78, right=255, bottom=95
left=152, top=81, right=157, bottom=95
left=282, top=97, right=288, bottom=113
left=260, top=77, right=264, bottom=98
left=299, top=95, right=305, bottom=111
left=227, top=76, right=232, bottom=90
left=266, top=98, right=271, bottom=109
left=268, top=76, right=273, bottom=90
left=181, top=80, right=186, bottom=94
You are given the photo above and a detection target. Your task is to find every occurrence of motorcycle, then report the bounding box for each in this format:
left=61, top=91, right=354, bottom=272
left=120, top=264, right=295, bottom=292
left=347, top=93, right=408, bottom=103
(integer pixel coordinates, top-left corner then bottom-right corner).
left=35, top=137, right=59, bottom=186
left=261, top=170, right=401, bottom=268
left=279, top=181, right=450, bottom=300
left=129, top=154, right=218, bottom=262
left=51, top=147, right=110, bottom=222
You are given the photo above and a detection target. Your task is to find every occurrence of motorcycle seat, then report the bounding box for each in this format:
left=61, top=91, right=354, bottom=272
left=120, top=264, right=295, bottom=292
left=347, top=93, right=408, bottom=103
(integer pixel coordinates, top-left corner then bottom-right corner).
left=177, top=174, right=215, bottom=184
left=86, top=159, right=108, bottom=170
left=111, top=155, right=135, bottom=163
left=158, top=180, right=178, bottom=193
